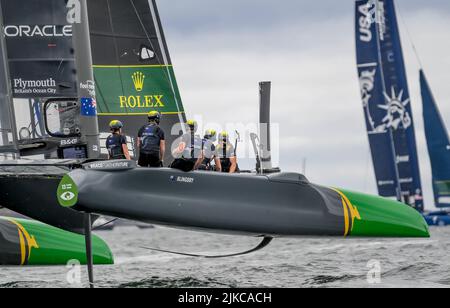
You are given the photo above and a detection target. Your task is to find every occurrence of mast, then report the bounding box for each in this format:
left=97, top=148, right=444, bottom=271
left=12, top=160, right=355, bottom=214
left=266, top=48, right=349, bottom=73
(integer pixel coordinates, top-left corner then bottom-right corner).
left=259, top=81, right=273, bottom=172
left=258, top=81, right=280, bottom=174
left=0, top=1, right=19, bottom=159
left=72, top=0, right=100, bottom=159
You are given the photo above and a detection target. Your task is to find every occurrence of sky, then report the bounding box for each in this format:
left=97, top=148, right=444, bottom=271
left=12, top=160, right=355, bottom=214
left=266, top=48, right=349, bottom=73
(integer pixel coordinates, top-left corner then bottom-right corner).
left=156, top=0, right=450, bottom=210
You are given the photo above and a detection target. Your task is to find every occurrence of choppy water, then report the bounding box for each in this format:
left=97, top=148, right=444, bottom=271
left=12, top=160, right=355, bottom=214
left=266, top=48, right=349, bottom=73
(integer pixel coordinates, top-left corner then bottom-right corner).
left=1, top=226, right=449, bottom=288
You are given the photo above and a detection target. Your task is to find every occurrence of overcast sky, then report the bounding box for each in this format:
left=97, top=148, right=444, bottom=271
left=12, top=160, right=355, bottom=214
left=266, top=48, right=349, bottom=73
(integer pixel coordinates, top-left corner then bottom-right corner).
left=156, top=0, right=450, bottom=210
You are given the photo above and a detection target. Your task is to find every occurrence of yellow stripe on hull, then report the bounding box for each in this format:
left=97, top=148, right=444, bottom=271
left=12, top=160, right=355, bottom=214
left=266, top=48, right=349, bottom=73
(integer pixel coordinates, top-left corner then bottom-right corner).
left=331, top=188, right=362, bottom=237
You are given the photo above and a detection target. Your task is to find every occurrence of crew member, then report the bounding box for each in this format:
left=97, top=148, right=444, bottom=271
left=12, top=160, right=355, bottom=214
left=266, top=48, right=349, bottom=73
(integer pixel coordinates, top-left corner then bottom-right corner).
left=170, top=120, right=204, bottom=172
left=216, top=131, right=239, bottom=173
left=137, top=111, right=165, bottom=167
left=106, top=120, right=131, bottom=160
left=199, top=129, right=222, bottom=172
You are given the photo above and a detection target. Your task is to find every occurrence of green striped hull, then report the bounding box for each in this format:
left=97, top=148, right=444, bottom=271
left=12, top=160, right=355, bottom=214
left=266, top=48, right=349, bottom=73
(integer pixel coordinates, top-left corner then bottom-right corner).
left=0, top=217, right=114, bottom=266
left=337, top=189, right=430, bottom=238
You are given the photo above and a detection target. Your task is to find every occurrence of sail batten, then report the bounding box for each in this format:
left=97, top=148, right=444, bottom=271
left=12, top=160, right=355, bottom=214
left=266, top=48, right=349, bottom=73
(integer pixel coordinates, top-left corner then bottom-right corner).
left=420, top=70, right=450, bottom=208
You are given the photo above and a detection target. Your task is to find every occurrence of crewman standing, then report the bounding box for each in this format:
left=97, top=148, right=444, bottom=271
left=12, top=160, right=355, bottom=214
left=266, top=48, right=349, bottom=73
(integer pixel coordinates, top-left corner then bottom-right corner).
left=137, top=111, right=166, bottom=167
left=106, top=120, right=131, bottom=160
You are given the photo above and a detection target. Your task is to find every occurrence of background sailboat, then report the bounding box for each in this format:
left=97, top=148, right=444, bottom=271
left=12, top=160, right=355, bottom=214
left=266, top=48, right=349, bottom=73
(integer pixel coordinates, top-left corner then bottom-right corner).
left=355, top=0, right=424, bottom=211
left=420, top=70, right=450, bottom=226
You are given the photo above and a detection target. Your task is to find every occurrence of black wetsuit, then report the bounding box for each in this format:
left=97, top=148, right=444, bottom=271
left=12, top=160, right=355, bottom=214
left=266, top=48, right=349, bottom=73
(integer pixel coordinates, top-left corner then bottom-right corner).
left=106, top=134, right=127, bottom=160
left=138, top=123, right=165, bottom=167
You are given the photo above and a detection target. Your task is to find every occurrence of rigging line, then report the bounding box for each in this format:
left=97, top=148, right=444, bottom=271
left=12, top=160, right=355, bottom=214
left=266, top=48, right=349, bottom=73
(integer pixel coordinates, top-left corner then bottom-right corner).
left=397, top=3, right=424, bottom=70
left=106, top=0, right=129, bottom=115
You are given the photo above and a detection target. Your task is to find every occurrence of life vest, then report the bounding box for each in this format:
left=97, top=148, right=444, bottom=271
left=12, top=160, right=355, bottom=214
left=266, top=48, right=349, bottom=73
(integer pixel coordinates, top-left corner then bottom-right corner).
left=216, top=141, right=235, bottom=172
left=199, top=139, right=216, bottom=170
left=140, top=124, right=162, bottom=154
left=106, top=134, right=126, bottom=159
left=181, top=133, right=203, bottom=160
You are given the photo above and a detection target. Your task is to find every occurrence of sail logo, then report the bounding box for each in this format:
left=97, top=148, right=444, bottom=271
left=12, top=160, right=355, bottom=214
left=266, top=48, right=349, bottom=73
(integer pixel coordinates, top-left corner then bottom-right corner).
left=359, top=69, right=376, bottom=107
left=358, top=0, right=386, bottom=42
left=80, top=80, right=96, bottom=97
left=378, top=87, right=412, bottom=131
left=132, top=72, right=146, bottom=92
left=13, top=78, right=57, bottom=95
left=358, top=2, right=375, bottom=42
left=4, top=25, right=73, bottom=37
left=360, top=69, right=413, bottom=133
left=118, top=71, right=165, bottom=110
left=359, top=68, right=378, bottom=132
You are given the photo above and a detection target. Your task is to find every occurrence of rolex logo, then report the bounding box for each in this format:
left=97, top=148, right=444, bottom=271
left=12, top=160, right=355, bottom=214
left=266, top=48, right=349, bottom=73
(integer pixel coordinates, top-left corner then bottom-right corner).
left=132, top=72, right=145, bottom=92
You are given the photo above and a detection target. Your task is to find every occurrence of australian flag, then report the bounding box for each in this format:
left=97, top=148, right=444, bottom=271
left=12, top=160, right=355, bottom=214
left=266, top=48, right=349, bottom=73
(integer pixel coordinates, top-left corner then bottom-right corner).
left=81, top=98, right=97, bottom=116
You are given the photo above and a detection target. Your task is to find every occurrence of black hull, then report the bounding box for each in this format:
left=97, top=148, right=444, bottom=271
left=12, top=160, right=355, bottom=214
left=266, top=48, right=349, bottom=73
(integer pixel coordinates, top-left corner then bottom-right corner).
left=0, top=162, right=95, bottom=234
left=70, top=166, right=346, bottom=237
left=1, top=160, right=430, bottom=238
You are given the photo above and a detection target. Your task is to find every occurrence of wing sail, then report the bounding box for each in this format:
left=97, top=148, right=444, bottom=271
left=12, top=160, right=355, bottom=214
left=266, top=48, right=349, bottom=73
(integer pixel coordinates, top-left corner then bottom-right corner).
left=87, top=0, right=186, bottom=161
left=420, top=70, right=450, bottom=208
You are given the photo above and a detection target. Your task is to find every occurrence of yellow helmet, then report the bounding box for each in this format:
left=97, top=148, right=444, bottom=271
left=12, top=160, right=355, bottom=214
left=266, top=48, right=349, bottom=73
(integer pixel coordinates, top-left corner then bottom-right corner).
left=148, top=111, right=161, bottom=123
left=204, top=129, right=217, bottom=138
left=186, top=120, right=198, bottom=132
left=219, top=131, right=229, bottom=141
left=109, top=120, right=123, bottom=130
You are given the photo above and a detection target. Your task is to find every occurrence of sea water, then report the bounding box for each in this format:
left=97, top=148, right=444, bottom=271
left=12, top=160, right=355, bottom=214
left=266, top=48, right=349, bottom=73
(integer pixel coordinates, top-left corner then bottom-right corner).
left=0, top=226, right=449, bottom=288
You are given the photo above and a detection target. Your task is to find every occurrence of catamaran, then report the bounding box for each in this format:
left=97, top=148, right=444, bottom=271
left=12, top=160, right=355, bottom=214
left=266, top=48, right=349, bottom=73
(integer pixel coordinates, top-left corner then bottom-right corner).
left=355, top=0, right=450, bottom=225
left=0, top=0, right=429, bottom=285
